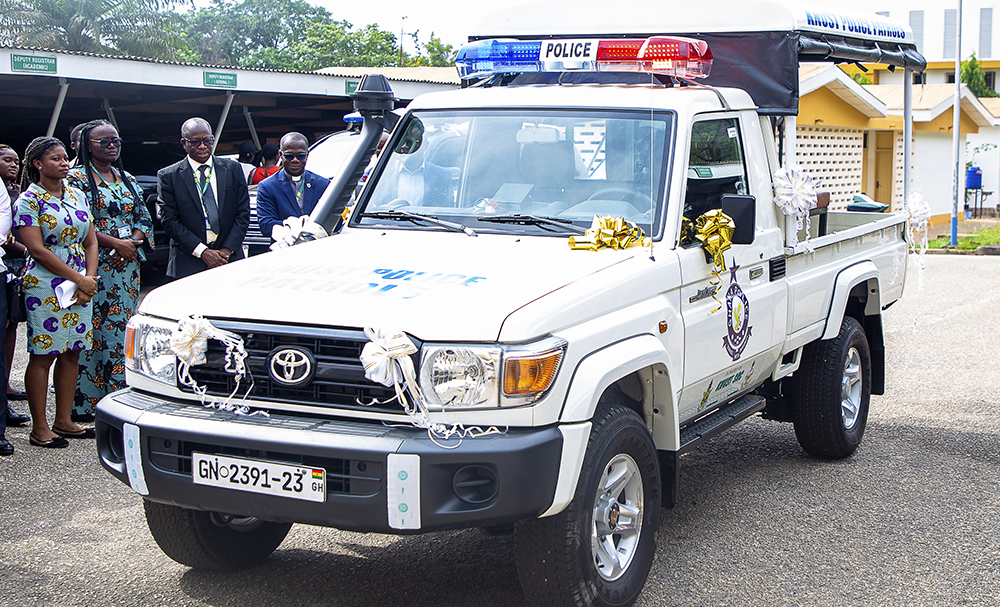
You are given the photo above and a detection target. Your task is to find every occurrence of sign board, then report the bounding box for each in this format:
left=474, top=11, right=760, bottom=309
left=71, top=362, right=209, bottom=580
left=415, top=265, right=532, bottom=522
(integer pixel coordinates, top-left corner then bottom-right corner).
left=346, top=80, right=359, bottom=95
left=204, top=71, right=237, bottom=88
left=11, top=54, right=57, bottom=74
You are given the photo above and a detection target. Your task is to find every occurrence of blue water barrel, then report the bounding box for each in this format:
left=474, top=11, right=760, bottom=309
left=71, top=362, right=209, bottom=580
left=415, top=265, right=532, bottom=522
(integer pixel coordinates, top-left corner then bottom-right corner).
left=966, top=166, right=983, bottom=189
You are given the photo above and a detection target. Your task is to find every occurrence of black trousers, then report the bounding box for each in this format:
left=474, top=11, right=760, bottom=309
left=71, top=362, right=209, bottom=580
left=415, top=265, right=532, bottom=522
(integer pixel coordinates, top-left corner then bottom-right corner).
left=0, top=271, right=9, bottom=436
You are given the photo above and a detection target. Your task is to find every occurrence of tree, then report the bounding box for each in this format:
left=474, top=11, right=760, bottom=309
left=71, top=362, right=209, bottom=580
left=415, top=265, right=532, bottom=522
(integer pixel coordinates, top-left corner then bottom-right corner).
left=961, top=52, right=999, bottom=98
left=284, top=20, right=399, bottom=70
left=406, top=33, right=456, bottom=67
left=0, top=0, right=181, bottom=59
left=172, top=0, right=332, bottom=67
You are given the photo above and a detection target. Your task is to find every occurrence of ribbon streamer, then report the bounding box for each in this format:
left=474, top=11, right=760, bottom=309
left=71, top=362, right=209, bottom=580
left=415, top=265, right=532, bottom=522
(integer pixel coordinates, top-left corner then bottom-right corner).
left=170, top=315, right=265, bottom=417
left=773, top=166, right=819, bottom=247
left=694, top=209, right=735, bottom=313
left=904, top=192, right=931, bottom=332
left=360, top=327, right=504, bottom=448
left=269, top=215, right=329, bottom=251
left=568, top=216, right=650, bottom=251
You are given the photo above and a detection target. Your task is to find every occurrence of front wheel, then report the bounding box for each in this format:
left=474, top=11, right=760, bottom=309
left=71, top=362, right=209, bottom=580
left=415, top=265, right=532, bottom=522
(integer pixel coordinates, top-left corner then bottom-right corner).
left=790, top=315, right=872, bottom=458
left=144, top=500, right=292, bottom=571
left=514, top=402, right=660, bottom=607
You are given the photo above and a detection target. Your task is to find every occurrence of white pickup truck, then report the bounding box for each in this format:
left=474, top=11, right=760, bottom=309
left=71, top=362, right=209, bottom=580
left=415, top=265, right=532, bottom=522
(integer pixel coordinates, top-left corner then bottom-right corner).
left=97, top=10, right=923, bottom=607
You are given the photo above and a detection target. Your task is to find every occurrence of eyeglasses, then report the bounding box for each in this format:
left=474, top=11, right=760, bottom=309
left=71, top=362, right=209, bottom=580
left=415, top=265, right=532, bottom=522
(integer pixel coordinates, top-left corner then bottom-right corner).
left=183, top=138, right=215, bottom=148
left=282, top=153, right=308, bottom=161
left=90, top=137, right=122, bottom=149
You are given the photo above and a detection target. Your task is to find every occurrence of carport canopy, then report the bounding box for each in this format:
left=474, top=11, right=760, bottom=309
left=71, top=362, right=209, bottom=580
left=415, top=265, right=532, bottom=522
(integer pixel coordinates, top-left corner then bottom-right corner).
left=0, top=46, right=457, bottom=157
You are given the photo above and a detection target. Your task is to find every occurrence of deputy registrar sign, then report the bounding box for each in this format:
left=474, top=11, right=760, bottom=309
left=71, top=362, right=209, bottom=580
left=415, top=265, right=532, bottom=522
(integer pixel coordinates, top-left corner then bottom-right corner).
left=11, top=54, right=57, bottom=74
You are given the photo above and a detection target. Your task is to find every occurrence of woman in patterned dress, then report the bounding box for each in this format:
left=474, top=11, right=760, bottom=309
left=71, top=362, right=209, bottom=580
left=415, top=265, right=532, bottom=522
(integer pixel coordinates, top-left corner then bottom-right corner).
left=67, top=120, right=152, bottom=419
left=15, top=137, right=99, bottom=448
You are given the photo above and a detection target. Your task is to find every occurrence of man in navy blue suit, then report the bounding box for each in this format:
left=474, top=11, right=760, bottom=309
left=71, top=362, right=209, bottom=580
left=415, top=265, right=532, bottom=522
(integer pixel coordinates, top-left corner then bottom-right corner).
left=256, top=132, right=331, bottom=240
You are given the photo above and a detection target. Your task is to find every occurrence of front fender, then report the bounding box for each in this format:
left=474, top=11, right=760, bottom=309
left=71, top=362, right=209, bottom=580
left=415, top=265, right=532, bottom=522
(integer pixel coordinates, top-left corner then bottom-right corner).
left=559, top=334, right=675, bottom=423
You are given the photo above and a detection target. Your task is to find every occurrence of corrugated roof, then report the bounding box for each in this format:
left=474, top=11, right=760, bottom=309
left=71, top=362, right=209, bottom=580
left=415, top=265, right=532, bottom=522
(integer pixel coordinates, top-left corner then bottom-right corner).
left=0, top=44, right=322, bottom=75
left=978, top=97, right=1000, bottom=119
left=316, top=66, right=460, bottom=86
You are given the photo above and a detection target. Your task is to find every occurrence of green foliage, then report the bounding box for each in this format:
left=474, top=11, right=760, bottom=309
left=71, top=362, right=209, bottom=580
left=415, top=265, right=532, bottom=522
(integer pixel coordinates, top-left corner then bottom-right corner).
left=0, top=0, right=457, bottom=69
left=928, top=225, right=1000, bottom=250
left=851, top=71, right=872, bottom=85
left=0, top=0, right=182, bottom=59
left=406, top=33, right=456, bottom=67
left=960, top=52, right=999, bottom=98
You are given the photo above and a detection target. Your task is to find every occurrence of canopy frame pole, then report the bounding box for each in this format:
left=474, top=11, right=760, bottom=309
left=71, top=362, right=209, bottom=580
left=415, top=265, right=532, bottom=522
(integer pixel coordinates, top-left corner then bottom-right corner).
left=783, top=114, right=798, bottom=247
left=243, top=106, right=261, bottom=150
left=213, top=91, right=235, bottom=155
left=102, top=98, right=120, bottom=131
left=904, top=68, right=913, bottom=212
left=46, top=78, right=69, bottom=138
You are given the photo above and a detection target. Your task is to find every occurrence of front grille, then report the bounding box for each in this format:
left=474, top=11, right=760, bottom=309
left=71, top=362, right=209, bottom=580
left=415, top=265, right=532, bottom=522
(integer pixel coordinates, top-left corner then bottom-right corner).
left=146, top=432, right=382, bottom=496
left=179, top=321, right=413, bottom=415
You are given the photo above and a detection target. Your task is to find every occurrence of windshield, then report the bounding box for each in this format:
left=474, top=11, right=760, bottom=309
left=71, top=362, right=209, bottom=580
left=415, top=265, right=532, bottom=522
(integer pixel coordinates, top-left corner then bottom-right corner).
left=355, top=109, right=672, bottom=237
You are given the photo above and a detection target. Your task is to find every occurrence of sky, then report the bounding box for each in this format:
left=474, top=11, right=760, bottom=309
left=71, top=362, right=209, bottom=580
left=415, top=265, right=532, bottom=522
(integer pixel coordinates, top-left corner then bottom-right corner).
left=309, top=0, right=928, bottom=57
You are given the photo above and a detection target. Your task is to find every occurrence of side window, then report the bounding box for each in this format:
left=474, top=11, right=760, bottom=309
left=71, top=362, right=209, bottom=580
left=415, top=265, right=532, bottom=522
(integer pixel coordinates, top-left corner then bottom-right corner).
left=682, top=118, right=748, bottom=243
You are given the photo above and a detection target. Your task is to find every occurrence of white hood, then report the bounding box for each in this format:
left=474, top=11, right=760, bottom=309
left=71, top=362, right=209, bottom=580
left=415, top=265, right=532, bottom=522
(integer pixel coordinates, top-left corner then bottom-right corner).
left=139, top=229, right=640, bottom=342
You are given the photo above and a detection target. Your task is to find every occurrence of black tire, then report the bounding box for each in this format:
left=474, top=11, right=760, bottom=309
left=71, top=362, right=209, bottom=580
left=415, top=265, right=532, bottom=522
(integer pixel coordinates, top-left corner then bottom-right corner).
left=790, top=315, right=871, bottom=459
left=514, top=402, right=660, bottom=607
left=143, top=500, right=292, bottom=571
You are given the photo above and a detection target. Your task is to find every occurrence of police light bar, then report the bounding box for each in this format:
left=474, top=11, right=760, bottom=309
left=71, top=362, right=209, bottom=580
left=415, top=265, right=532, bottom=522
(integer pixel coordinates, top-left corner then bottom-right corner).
left=456, top=36, right=712, bottom=80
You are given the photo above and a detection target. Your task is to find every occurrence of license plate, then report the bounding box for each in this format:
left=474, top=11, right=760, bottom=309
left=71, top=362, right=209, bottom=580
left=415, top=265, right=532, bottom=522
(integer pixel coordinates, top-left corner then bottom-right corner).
left=192, top=452, right=326, bottom=503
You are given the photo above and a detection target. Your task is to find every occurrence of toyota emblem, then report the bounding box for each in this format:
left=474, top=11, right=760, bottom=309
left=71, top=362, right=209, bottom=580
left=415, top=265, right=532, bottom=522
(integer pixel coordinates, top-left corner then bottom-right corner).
left=268, top=347, right=315, bottom=386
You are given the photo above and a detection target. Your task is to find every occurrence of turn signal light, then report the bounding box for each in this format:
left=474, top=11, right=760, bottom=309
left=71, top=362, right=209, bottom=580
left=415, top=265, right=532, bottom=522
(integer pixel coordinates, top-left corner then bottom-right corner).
left=124, top=324, right=136, bottom=368
left=503, top=349, right=563, bottom=396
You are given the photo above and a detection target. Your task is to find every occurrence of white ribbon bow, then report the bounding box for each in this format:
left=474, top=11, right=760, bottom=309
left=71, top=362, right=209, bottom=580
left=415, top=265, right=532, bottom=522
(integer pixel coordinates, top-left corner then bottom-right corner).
left=773, top=166, right=819, bottom=246
left=360, top=327, right=426, bottom=418
left=269, top=215, right=329, bottom=251
left=359, top=327, right=504, bottom=448
left=170, top=315, right=264, bottom=417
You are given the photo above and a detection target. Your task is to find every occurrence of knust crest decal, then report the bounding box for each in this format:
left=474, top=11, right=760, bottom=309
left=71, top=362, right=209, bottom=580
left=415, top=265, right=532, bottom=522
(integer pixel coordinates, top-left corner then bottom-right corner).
left=723, top=260, right=752, bottom=361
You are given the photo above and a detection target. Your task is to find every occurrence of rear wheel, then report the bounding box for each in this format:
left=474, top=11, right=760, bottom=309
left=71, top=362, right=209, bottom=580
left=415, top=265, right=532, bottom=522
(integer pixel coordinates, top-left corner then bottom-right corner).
left=790, top=315, right=871, bottom=458
left=144, top=500, right=292, bottom=570
left=514, top=402, right=660, bottom=607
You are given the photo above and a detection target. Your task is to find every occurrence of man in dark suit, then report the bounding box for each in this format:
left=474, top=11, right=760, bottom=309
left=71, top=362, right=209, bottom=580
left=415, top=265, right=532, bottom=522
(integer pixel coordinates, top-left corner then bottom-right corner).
left=256, top=132, right=331, bottom=239
left=157, top=117, right=250, bottom=279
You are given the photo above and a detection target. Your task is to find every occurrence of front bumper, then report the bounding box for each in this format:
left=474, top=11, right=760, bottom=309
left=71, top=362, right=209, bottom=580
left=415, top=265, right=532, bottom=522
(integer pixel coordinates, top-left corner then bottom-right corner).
left=96, top=389, right=564, bottom=534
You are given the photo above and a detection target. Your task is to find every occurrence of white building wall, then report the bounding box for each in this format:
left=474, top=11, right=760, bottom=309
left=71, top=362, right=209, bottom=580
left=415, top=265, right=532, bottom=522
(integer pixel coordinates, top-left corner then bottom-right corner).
left=912, top=131, right=969, bottom=218
left=875, top=2, right=999, bottom=61
left=964, top=128, right=1000, bottom=208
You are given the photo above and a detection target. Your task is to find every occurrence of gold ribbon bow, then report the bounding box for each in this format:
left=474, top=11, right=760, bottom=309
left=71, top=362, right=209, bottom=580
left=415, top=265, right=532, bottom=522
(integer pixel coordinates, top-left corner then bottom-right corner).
left=694, top=210, right=735, bottom=312
left=568, top=216, right=651, bottom=251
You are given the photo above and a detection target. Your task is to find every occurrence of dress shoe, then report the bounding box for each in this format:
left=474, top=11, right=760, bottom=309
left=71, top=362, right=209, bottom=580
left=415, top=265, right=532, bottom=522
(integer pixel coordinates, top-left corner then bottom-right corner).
left=6, top=406, right=30, bottom=427
left=0, top=436, right=13, bottom=456
left=71, top=412, right=95, bottom=423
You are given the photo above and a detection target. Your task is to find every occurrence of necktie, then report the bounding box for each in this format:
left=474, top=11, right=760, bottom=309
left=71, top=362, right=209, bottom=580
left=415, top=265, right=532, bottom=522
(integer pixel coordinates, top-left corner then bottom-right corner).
left=198, top=164, right=220, bottom=234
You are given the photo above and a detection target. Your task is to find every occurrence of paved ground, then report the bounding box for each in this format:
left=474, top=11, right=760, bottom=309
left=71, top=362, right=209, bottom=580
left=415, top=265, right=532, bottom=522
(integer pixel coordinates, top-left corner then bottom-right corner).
left=0, top=254, right=998, bottom=607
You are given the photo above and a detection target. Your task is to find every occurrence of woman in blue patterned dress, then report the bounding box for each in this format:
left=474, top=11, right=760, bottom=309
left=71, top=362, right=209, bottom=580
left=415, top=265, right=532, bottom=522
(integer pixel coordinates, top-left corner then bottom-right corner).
left=15, top=137, right=99, bottom=448
left=67, top=120, right=152, bottom=419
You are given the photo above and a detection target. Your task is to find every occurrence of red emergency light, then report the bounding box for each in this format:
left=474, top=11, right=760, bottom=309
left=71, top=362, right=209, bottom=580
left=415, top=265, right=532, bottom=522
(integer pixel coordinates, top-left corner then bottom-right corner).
left=595, top=36, right=713, bottom=78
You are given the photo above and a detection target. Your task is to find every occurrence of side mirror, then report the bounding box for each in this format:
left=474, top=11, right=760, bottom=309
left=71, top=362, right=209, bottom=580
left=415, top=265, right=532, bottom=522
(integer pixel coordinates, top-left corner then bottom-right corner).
left=721, top=194, right=755, bottom=245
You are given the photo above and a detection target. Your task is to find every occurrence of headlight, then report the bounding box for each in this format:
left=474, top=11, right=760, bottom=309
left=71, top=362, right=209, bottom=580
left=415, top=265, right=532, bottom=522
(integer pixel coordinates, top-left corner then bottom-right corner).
left=418, top=337, right=566, bottom=410
left=125, top=315, right=177, bottom=385
left=420, top=346, right=500, bottom=407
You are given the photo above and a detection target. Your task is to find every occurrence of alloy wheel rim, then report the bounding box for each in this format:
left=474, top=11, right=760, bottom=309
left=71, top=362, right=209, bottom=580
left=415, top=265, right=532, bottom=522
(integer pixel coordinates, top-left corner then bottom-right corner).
left=591, top=453, right=643, bottom=582
left=841, top=347, right=862, bottom=430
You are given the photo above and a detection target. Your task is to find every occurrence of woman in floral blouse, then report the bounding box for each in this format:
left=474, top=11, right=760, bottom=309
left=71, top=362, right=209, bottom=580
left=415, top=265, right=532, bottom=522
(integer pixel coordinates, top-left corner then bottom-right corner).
left=66, top=120, right=152, bottom=419
left=15, top=137, right=99, bottom=448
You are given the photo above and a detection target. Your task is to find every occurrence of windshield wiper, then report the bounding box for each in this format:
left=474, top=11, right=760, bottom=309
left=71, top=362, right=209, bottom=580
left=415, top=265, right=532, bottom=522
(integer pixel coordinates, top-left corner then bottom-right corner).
left=477, top=214, right=587, bottom=235
left=361, top=210, right=477, bottom=237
